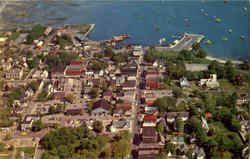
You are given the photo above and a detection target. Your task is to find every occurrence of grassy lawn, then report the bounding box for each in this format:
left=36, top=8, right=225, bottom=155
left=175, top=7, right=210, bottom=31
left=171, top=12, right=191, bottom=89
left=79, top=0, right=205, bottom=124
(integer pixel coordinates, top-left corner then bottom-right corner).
left=218, top=79, right=236, bottom=92
left=15, top=147, right=35, bottom=159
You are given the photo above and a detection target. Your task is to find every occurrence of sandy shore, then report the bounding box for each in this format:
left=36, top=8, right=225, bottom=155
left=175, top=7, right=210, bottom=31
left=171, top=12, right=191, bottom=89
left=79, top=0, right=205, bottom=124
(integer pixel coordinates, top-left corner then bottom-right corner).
left=206, top=56, right=244, bottom=64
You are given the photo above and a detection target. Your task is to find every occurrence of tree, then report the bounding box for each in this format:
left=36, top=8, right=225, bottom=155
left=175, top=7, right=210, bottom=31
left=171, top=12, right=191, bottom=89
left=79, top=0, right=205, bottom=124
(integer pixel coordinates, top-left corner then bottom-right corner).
left=42, top=151, right=60, bottom=159
left=164, top=143, right=176, bottom=154
left=156, top=122, right=164, bottom=134
left=196, top=48, right=207, bottom=58
left=93, top=120, right=103, bottom=133
left=153, top=96, right=177, bottom=113
left=104, top=47, right=115, bottom=57
left=225, top=60, right=236, bottom=82
left=0, top=143, right=6, bottom=152
left=112, top=139, right=131, bottom=159
left=173, top=87, right=184, bottom=98
left=100, top=147, right=112, bottom=159
left=56, top=34, right=73, bottom=48
left=229, top=117, right=241, bottom=132
left=4, top=134, right=12, bottom=141
left=176, top=118, right=184, bottom=133
left=28, top=81, right=40, bottom=92
left=192, top=42, right=201, bottom=51
left=156, top=152, right=167, bottom=159
left=26, top=24, right=46, bottom=44
left=187, top=150, right=193, bottom=159
left=215, top=135, right=233, bottom=151
left=65, top=93, right=75, bottom=104
left=32, top=120, right=44, bottom=132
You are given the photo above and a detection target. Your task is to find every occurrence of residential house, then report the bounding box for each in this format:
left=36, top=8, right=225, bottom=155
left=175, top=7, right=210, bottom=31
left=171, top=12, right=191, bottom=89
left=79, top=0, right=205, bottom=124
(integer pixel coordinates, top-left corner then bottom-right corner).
left=25, top=88, right=34, bottom=98
left=92, top=99, right=110, bottom=116
left=5, top=68, right=23, bottom=80
left=180, top=77, right=189, bottom=88
left=178, top=112, right=189, bottom=121
left=110, top=119, right=130, bottom=133
left=166, top=112, right=178, bottom=123
left=21, top=115, right=40, bottom=131
left=133, top=45, right=144, bottom=56
left=199, top=74, right=220, bottom=88
left=192, top=146, right=206, bottom=159
left=236, top=94, right=249, bottom=105
left=142, top=127, right=158, bottom=143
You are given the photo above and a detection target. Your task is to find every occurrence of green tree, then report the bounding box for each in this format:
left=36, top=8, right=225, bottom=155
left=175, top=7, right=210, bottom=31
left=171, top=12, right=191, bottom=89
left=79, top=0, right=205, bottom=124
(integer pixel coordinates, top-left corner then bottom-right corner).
left=93, top=120, right=103, bottom=133
left=156, top=152, right=167, bottom=159
left=0, top=142, right=6, bottom=152
left=26, top=24, right=46, bottom=44
left=104, top=47, right=115, bottom=57
left=156, top=122, right=164, bottom=134
left=100, top=147, right=112, bottom=159
left=187, top=150, right=193, bottom=159
left=32, top=120, right=44, bottom=132
left=196, top=48, right=207, bottom=58
left=28, top=81, right=40, bottom=92
left=56, top=34, right=73, bottom=48
left=42, top=151, right=60, bottom=159
left=164, top=143, right=176, bottom=154
left=4, top=134, right=12, bottom=141
left=176, top=118, right=184, bottom=133
left=173, top=87, right=184, bottom=98
left=112, top=139, right=131, bottom=159
left=153, top=96, right=177, bottom=113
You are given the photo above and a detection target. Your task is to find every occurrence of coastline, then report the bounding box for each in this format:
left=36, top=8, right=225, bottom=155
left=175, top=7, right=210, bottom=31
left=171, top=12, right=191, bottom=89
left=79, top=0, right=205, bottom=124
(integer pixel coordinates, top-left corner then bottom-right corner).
left=206, top=56, right=244, bottom=64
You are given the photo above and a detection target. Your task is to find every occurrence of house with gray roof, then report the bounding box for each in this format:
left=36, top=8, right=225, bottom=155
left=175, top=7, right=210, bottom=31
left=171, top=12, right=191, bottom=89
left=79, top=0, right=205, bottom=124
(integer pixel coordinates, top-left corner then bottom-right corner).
left=92, top=99, right=110, bottom=116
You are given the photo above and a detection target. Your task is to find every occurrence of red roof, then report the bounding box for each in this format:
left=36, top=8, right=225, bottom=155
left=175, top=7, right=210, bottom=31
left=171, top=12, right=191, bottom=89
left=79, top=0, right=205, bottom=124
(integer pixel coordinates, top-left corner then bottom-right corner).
left=146, top=72, right=159, bottom=75
left=66, top=70, right=84, bottom=75
left=205, top=112, right=212, bottom=118
left=70, top=61, right=84, bottom=65
left=143, top=115, right=157, bottom=121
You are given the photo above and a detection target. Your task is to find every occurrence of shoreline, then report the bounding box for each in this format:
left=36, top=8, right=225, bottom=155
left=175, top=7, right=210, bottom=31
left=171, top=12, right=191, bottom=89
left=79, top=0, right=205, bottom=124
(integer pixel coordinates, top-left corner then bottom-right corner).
left=205, top=56, right=244, bottom=64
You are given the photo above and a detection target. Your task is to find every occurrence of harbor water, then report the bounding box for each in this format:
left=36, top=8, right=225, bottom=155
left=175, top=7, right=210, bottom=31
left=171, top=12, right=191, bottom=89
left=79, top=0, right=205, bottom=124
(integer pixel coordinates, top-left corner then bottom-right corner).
left=2, top=0, right=249, bottom=59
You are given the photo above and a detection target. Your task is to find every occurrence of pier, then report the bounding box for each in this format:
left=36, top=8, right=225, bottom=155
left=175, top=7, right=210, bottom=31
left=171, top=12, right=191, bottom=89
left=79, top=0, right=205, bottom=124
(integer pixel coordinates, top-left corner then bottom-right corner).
left=84, top=24, right=95, bottom=37
left=155, top=33, right=205, bottom=52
